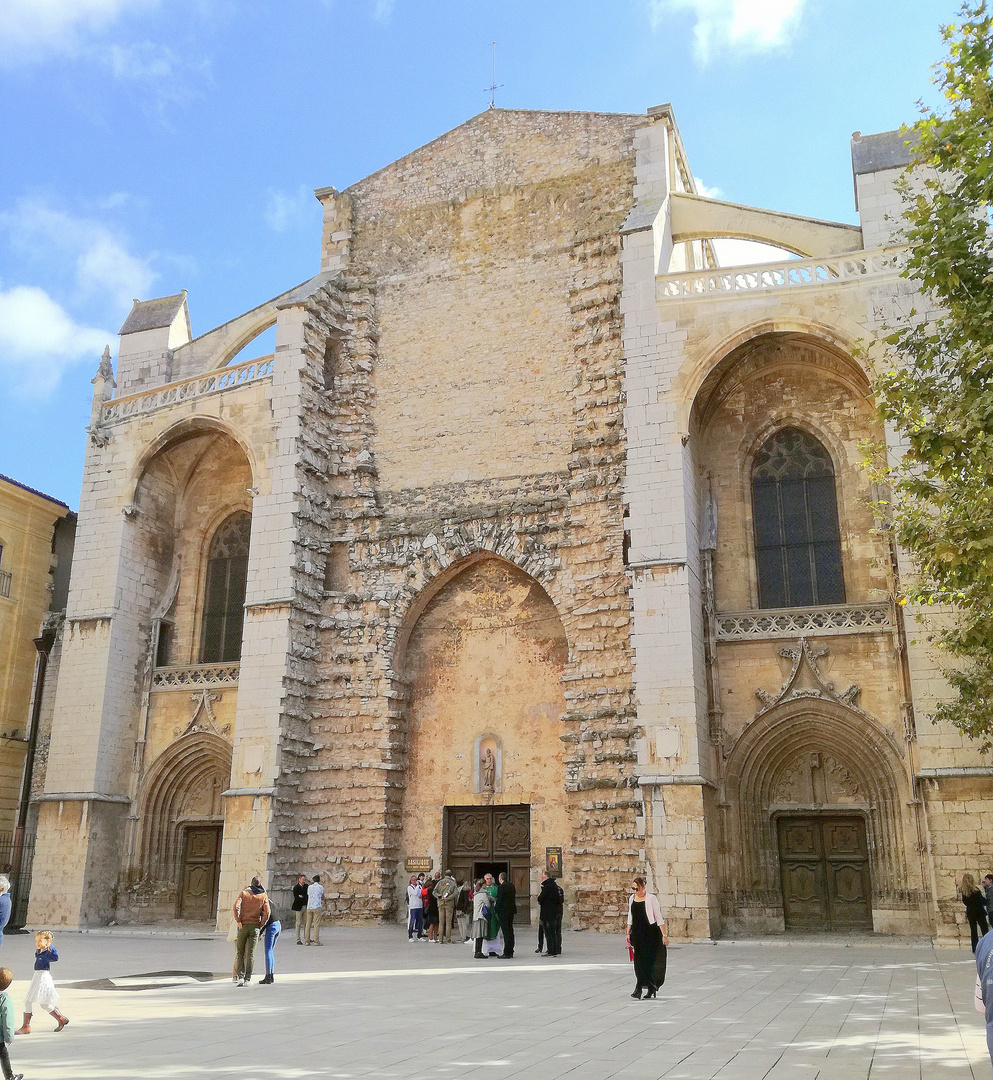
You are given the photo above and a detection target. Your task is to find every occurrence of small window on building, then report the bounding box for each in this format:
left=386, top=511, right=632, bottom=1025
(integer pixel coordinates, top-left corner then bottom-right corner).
left=323, top=334, right=343, bottom=392
left=155, top=620, right=174, bottom=668
left=199, top=511, right=251, bottom=663
left=323, top=542, right=350, bottom=593
left=751, top=428, right=845, bottom=609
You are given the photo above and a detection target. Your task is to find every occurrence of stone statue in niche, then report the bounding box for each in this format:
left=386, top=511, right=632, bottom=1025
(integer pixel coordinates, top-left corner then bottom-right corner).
left=481, top=747, right=496, bottom=792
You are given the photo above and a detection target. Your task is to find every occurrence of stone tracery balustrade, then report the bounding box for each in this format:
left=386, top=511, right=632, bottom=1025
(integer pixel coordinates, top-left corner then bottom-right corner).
left=658, top=247, right=909, bottom=300
left=102, top=356, right=275, bottom=425
left=151, top=662, right=240, bottom=688
left=715, top=602, right=894, bottom=641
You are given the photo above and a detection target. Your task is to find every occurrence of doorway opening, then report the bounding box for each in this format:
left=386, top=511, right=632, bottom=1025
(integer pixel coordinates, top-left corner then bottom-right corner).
left=777, top=814, right=871, bottom=930
left=473, top=861, right=509, bottom=882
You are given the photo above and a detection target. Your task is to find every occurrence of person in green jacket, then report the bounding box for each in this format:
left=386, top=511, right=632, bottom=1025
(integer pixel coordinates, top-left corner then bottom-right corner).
left=0, top=967, right=24, bottom=1080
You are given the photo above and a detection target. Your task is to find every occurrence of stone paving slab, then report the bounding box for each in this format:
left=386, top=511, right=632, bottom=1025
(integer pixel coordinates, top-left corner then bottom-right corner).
left=0, top=928, right=986, bottom=1079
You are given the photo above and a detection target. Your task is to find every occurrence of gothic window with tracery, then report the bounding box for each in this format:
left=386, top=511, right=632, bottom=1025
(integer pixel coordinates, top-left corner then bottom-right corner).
left=199, top=511, right=251, bottom=663
left=751, top=428, right=845, bottom=608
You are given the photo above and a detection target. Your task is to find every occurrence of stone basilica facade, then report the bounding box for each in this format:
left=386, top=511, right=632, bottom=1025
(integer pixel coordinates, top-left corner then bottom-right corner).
left=25, top=105, right=989, bottom=943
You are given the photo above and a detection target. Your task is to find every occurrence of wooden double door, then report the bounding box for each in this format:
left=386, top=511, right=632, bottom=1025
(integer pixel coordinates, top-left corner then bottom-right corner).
left=778, top=814, right=872, bottom=930
left=179, top=825, right=223, bottom=921
left=444, top=805, right=531, bottom=924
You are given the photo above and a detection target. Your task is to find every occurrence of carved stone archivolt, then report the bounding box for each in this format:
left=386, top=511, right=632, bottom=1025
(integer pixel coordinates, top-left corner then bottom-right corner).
left=754, top=637, right=864, bottom=718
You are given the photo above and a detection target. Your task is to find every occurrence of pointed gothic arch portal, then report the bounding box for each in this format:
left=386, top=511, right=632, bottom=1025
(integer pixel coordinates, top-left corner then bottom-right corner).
left=723, top=695, right=913, bottom=935
left=397, top=555, right=569, bottom=926
left=137, top=731, right=233, bottom=920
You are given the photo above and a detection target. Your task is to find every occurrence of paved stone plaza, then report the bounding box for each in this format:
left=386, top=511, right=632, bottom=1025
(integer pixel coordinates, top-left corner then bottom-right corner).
left=0, top=926, right=987, bottom=1079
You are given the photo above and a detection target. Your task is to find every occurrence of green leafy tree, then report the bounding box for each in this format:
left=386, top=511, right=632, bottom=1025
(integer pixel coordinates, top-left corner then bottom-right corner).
left=874, top=1, right=993, bottom=748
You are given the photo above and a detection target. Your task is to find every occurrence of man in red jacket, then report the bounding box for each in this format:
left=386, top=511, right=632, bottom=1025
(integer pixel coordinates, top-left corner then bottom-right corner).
left=233, top=877, right=271, bottom=986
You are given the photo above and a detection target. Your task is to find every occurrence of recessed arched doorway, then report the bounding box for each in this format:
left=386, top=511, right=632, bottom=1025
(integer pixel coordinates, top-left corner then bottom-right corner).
left=396, top=555, right=568, bottom=925
left=723, top=699, right=914, bottom=935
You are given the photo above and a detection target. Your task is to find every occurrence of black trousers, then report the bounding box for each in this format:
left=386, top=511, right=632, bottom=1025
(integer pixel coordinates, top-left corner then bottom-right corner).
left=498, top=912, right=515, bottom=956
left=541, top=916, right=562, bottom=955
left=1, top=1039, right=13, bottom=1080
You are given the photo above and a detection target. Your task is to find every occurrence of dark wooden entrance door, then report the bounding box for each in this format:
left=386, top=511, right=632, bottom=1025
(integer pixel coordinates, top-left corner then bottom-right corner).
left=179, top=825, right=222, bottom=920
left=445, top=805, right=531, bottom=924
left=778, top=815, right=872, bottom=930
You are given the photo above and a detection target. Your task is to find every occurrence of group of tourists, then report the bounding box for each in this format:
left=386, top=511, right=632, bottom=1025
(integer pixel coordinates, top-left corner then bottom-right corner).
left=405, top=870, right=460, bottom=943
left=967, top=871, right=993, bottom=1071
left=960, top=872, right=993, bottom=952
left=468, top=872, right=517, bottom=958
left=290, top=874, right=325, bottom=947
left=403, top=868, right=567, bottom=961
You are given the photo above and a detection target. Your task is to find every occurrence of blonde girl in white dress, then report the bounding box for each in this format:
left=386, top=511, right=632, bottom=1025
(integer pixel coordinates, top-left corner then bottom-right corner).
left=15, top=932, right=68, bottom=1034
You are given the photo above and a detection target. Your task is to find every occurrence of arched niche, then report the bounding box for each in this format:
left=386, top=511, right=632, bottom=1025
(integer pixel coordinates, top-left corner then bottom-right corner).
left=472, top=732, right=503, bottom=794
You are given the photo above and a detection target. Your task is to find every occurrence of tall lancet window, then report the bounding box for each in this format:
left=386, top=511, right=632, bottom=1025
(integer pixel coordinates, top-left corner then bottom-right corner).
left=199, top=511, right=251, bottom=662
left=751, top=428, right=845, bottom=608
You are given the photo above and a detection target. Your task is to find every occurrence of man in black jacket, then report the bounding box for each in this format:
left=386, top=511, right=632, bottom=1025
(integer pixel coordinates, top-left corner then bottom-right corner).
left=291, top=874, right=309, bottom=944
left=495, top=872, right=517, bottom=958
left=537, top=871, right=564, bottom=956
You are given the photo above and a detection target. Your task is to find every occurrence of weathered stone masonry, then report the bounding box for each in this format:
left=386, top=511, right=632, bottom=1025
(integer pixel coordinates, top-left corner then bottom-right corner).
left=27, top=109, right=993, bottom=946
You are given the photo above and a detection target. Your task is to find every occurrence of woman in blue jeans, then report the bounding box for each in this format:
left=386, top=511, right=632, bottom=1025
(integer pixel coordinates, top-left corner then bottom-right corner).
left=260, top=908, right=281, bottom=985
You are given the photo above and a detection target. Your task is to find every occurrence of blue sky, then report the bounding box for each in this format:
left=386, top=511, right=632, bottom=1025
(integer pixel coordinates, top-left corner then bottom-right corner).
left=0, top=0, right=958, bottom=508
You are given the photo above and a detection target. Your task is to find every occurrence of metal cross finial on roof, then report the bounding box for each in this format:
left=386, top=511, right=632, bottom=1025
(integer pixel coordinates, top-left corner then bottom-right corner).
left=485, top=40, right=502, bottom=109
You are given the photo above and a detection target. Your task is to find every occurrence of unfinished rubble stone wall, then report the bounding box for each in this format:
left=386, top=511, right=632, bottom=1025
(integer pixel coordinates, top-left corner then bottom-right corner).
left=275, top=110, right=643, bottom=928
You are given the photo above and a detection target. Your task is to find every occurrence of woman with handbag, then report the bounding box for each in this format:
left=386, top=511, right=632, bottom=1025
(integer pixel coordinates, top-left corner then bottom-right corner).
left=625, top=876, right=668, bottom=999
left=471, top=878, right=490, bottom=959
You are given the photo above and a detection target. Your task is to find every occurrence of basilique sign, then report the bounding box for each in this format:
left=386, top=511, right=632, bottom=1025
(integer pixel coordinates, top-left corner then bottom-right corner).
left=405, top=857, right=433, bottom=873
left=545, top=847, right=563, bottom=876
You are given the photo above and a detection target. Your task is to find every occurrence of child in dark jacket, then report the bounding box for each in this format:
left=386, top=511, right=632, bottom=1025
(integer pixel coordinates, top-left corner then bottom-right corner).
left=0, top=967, right=24, bottom=1080
left=15, top=931, right=68, bottom=1033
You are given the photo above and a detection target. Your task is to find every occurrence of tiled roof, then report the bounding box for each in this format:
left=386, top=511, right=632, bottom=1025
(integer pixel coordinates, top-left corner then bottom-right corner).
left=0, top=473, right=71, bottom=510
left=119, top=291, right=188, bottom=336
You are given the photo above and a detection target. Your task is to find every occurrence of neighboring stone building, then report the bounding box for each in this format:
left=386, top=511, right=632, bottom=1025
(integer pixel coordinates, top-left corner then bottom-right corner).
left=0, top=475, right=75, bottom=869
left=24, top=106, right=988, bottom=944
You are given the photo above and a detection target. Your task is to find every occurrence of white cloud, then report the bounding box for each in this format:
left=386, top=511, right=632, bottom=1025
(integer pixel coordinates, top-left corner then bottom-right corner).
left=648, top=0, right=806, bottom=62
left=103, top=40, right=180, bottom=80
left=693, top=176, right=724, bottom=199
left=264, top=187, right=319, bottom=234
left=0, top=285, right=113, bottom=395
left=372, top=0, right=396, bottom=24
left=1, top=199, right=156, bottom=309
left=0, top=0, right=157, bottom=56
